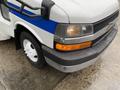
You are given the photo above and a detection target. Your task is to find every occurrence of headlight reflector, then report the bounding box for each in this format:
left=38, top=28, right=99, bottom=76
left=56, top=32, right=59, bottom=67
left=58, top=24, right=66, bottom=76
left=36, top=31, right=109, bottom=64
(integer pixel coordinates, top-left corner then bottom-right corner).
left=66, top=25, right=81, bottom=37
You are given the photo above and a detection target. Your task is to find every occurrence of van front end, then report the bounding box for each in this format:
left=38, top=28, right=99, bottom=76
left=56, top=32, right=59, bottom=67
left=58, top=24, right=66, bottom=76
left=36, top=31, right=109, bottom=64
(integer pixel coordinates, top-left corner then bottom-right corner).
left=43, top=25, right=118, bottom=72
left=38, top=0, right=119, bottom=73
left=42, top=10, right=119, bottom=72
left=1, top=0, right=119, bottom=73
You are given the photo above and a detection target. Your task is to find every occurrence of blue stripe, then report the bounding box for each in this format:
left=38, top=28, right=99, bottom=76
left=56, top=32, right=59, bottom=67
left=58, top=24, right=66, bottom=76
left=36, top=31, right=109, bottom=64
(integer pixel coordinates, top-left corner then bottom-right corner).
left=8, top=2, right=58, bottom=34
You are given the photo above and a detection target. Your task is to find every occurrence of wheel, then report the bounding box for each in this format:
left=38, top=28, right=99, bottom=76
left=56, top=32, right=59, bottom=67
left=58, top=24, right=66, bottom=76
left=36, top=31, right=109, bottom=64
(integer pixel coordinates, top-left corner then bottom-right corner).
left=20, top=32, right=45, bottom=68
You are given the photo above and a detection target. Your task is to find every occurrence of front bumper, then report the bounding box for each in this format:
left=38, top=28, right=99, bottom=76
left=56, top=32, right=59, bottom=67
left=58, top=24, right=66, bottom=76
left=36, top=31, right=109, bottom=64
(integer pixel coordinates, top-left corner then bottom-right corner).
left=42, top=27, right=118, bottom=73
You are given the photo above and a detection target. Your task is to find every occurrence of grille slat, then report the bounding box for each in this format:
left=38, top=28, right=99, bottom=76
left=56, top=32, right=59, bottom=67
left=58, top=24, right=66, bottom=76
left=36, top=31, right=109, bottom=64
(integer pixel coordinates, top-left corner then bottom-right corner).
left=93, top=11, right=119, bottom=33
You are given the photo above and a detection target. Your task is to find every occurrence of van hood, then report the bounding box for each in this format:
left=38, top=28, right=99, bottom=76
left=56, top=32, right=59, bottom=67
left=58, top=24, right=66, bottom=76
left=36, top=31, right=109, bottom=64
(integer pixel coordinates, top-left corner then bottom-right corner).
left=52, top=0, right=119, bottom=23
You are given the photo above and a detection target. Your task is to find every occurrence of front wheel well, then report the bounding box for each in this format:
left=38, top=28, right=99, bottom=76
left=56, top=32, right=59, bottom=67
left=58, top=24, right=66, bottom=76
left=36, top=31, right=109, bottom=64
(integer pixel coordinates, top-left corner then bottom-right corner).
left=15, top=24, right=41, bottom=50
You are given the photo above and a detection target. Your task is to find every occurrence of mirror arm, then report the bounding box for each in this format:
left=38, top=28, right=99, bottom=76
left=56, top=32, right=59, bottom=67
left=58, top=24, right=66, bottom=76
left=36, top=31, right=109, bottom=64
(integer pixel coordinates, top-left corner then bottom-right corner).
left=16, top=0, right=45, bottom=18
left=1, top=0, right=45, bottom=18
left=1, top=0, right=48, bottom=18
left=1, top=0, right=20, bottom=12
left=16, top=0, right=42, bottom=10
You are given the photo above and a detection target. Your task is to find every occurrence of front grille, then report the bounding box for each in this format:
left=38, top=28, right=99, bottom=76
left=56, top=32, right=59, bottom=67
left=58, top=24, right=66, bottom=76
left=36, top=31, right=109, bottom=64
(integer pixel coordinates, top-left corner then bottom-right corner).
left=93, top=11, right=119, bottom=33
left=92, top=26, right=114, bottom=46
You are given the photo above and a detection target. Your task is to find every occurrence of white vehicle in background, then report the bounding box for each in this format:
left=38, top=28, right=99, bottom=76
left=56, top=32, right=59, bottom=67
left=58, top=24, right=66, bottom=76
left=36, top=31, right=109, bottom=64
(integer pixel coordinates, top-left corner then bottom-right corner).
left=0, top=0, right=119, bottom=72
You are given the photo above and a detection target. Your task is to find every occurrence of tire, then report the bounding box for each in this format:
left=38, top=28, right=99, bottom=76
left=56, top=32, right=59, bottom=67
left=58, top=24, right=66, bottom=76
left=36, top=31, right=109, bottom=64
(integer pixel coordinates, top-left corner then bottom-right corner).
left=20, top=31, right=45, bottom=68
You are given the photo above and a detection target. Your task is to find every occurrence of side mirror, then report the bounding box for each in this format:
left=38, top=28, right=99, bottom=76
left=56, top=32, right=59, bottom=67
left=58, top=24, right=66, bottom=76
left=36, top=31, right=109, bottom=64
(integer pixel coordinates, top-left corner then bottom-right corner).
left=2, top=0, right=55, bottom=20
left=17, top=0, right=54, bottom=20
left=17, top=0, right=52, bottom=20
left=41, top=0, right=55, bottom=20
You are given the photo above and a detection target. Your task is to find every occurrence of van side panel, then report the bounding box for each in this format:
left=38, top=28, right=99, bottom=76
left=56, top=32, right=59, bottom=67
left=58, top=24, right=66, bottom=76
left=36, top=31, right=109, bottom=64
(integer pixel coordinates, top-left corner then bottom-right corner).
left=8, top=1, right=57, bottom=48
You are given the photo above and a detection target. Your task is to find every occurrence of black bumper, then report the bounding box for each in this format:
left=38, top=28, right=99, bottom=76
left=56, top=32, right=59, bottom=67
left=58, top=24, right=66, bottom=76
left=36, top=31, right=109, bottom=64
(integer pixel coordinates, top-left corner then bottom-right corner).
left=42, top=28, right=118, bottom=66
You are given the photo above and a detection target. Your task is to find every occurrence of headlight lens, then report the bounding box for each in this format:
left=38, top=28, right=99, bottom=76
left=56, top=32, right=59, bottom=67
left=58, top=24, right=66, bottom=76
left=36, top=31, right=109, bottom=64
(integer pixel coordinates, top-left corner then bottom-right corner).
left=55, top=24, right=93, bottom=38
left=66, top=25, right=81, bottom=37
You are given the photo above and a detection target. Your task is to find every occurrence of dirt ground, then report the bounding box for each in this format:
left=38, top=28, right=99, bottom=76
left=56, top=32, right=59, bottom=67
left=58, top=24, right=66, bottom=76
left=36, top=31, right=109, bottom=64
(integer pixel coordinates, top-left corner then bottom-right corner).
left=0, top=1, right=120, bottom=90
left=0, top=39, right=67, bottom=90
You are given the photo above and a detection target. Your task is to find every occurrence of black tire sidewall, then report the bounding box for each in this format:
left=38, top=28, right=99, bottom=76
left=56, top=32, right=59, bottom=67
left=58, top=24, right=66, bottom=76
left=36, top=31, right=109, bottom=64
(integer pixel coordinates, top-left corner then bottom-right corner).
left=20, top=32, right=45, bottom=68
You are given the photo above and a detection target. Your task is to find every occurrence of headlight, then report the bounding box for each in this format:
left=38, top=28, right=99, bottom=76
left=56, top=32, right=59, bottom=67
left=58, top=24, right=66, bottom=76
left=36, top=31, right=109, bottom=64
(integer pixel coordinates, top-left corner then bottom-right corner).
left=55, top=24, right=93, bottom=38
left=54, top=24, right=93, bottom=51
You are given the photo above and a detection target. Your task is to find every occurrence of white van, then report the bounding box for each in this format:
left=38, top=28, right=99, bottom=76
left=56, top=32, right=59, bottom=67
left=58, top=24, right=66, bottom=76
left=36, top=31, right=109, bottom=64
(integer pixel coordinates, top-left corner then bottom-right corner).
left=0, top=0, right=119, bottom=72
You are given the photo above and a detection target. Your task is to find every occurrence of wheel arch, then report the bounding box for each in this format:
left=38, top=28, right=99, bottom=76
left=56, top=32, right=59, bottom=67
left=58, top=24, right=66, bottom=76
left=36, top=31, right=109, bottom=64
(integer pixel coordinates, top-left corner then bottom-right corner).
left=14, top=22, right=43, bottom=50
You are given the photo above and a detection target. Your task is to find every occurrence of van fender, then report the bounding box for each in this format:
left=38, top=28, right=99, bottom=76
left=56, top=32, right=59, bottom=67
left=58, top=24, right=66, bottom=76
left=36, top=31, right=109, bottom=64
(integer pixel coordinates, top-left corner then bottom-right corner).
left=14, top=21, right=43, bottom=49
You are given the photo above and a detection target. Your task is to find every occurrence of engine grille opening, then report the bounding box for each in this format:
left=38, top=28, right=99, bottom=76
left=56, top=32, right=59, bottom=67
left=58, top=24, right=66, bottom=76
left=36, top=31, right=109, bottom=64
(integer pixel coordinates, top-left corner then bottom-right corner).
left=93, top=11, right=119, bottom=33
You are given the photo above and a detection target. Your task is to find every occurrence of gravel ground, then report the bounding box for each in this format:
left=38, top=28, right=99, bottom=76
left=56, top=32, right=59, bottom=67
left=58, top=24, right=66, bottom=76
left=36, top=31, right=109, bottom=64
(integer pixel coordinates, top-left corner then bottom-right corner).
left=54, top=15, right=120, bottom=90
left=0, top=40, right=67, bottom=90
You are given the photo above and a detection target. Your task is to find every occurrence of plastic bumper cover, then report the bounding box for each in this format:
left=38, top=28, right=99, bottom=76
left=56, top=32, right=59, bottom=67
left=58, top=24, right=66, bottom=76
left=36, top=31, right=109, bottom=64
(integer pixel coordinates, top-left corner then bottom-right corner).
left=42, top=27, right=118, bottom=72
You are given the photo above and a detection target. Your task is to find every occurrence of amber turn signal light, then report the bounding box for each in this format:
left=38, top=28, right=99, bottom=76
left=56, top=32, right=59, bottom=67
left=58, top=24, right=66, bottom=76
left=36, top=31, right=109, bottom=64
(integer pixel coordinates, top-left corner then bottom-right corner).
left=55, top=41, right=92, bottom=51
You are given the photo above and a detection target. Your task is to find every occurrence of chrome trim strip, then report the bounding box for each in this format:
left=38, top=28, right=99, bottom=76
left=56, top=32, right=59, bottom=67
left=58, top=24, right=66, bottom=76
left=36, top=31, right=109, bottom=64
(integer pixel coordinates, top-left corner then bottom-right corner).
left=92, top=27, right=113, bottom=46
